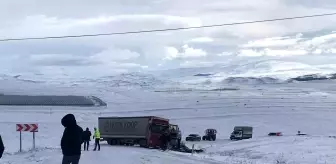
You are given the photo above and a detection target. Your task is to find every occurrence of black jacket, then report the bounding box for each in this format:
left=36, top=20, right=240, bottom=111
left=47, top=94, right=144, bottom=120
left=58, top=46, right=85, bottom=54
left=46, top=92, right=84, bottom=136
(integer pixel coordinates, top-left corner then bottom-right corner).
left=82, top=130, right=92, bottom=141
left=61, top=114, right=83, bottom=156
left=160, top=133, right=170, bottom=143
left=0, top=135, right=4, bottom=158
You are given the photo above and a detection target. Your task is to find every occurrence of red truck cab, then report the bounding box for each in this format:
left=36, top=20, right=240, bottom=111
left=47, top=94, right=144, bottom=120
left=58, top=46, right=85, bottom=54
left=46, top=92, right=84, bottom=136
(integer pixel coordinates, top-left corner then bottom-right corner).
left=146, top=117, right=169, bottom=148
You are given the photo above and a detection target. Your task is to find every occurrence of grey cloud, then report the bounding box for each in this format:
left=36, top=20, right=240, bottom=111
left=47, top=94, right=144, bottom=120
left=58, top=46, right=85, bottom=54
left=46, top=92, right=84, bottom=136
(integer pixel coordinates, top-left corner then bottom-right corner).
left=0, top=0, right=335, bottom=78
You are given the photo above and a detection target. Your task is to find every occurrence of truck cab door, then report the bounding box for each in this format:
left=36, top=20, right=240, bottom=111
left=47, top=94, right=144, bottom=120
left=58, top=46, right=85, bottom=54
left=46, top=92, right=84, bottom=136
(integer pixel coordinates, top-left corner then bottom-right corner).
left=235, top=131, right=243, bottom=139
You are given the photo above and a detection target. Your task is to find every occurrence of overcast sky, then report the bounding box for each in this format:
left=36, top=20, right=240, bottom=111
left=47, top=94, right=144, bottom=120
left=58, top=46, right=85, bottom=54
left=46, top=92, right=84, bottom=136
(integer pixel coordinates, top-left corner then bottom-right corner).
left=0, top=0, right=336, bottom=78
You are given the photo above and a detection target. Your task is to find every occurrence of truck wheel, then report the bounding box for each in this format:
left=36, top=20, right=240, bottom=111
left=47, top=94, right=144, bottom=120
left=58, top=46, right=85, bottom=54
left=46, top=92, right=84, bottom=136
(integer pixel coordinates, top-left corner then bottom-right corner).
left=202, top=136, right=205, bottom=140
left=139, top=139, right=148, bottom=148
left=108, top=139, right=119, bottom=145
left=213, top=136, right=216, bottom=141
left=140, top=144, right=148, bottom=148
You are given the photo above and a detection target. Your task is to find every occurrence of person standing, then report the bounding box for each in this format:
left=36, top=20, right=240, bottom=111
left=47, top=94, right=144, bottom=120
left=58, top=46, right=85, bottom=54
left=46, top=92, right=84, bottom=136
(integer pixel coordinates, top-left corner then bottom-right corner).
left=0, top=134, right=4, bottom=159
left=160, top=128, right=170, bottom=151
left=177, top=131, right=182, bottom=150
left=61, top=114, right=83, bottom=164
left=93, top=127, right=100, bottom=151
left=82, top=128, right=91, bottom=151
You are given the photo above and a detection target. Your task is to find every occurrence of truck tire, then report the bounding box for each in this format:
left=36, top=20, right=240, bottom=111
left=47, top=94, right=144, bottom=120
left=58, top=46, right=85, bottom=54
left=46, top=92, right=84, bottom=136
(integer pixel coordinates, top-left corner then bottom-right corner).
left=202, top=136, right=206, bottom=140
left=108, top=139, right=119, bottom=145
left=107, top=139, right=112, bottom=145
left=139, top=139, right=148, bottom=148
left=212, top=136, right=216, bottom=141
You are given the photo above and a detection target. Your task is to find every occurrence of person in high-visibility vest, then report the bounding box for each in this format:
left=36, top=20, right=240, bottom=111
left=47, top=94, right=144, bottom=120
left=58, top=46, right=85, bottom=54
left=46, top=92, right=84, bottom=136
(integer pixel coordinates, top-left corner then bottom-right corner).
left=93, top=127, right=100, bottom=151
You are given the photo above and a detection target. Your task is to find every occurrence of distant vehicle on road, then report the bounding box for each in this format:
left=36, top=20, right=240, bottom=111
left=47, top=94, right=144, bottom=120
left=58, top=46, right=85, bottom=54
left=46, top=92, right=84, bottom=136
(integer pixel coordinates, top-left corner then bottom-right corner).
left=186, top=134, right=201, bottom=141
left=268, top=132, right=282, bottom=136
left=202, top=129, right=217, bottom=141
left=230, top=126, right=253, bottom=140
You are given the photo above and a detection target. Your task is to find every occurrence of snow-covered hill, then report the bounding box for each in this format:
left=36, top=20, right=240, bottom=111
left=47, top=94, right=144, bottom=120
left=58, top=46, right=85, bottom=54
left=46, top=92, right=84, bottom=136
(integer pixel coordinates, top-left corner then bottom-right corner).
left=1, top=70, right=336, bottom=163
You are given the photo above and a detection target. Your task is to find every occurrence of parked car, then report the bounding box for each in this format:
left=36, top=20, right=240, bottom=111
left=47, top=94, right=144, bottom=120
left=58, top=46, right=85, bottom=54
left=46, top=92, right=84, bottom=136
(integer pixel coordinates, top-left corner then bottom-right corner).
left=186, top=134, right=201, bottom=141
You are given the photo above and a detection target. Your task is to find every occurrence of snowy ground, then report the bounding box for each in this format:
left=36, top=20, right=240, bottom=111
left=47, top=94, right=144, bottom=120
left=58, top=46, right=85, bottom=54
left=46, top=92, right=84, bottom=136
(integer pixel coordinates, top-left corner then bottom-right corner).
left=1, top=77, right=336, bottom=163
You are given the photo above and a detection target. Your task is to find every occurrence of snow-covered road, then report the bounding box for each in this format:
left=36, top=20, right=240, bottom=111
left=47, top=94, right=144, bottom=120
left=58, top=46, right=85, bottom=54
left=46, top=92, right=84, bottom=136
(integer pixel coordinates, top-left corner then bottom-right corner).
left=2, top=145, right=223, bottom=164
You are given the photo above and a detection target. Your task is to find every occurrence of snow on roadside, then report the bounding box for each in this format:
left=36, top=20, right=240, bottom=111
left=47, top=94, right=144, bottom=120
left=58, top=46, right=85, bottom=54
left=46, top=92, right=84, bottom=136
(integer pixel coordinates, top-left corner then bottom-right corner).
left=186, top=136, right=336, bottom=164
left=1, top=144, right=224, bottom=164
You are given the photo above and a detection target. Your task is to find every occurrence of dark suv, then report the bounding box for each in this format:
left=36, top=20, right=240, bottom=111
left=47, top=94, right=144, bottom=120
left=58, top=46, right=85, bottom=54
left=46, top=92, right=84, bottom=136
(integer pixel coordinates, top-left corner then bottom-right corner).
left=202, top=129, right=217, bottom=141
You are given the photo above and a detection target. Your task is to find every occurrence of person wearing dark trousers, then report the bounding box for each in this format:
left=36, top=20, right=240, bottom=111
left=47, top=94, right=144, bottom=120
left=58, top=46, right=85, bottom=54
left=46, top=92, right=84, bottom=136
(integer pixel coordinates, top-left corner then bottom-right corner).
left=0, top=135, right=4, bottom=159
left=160, top=129, right=170, bottom=151
left=93, top=127, right=100, bottom=151
left=177, top=138, right=181, bottom=149
left=160, top=134, right=168, bottom=151
left=61, top=114, right=83, bottom=164
left=82, top=128, right=91, bottom=151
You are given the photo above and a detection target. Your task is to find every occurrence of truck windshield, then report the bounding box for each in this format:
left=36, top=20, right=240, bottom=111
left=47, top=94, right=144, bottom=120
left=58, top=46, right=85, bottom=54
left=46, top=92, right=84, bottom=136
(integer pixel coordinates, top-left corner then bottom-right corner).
left=150, top=124, right=167, bottom=134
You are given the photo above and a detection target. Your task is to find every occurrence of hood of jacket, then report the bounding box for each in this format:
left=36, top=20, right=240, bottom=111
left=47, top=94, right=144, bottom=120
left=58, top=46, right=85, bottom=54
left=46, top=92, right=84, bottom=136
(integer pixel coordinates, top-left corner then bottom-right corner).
left=61, top=114, right=77, bottom=128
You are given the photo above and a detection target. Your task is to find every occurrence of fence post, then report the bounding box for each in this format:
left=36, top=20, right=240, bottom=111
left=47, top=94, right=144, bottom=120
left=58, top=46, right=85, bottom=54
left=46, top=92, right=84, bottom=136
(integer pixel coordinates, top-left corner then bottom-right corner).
left=19, top=131, right=22, bottom=152
left=192, top=144, right=194, bottom=154
left=33, top=131, right=35, bottom=150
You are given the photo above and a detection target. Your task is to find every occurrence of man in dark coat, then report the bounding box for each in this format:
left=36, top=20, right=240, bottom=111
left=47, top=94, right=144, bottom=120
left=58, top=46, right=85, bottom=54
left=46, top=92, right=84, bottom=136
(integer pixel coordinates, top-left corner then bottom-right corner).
left=0, top=135, right=4, bottom=159
left=61, top=114, right=83, bottom=164
left=160, top=128, right=170, bottom=151
left=82, top=127, right=91, bottom=151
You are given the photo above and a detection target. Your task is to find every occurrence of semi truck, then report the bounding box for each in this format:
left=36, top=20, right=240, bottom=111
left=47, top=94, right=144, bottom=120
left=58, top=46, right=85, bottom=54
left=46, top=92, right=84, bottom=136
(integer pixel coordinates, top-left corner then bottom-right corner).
left=98, top=116, right=172, bottom=148
left=230, top=126, right=253, bottom=140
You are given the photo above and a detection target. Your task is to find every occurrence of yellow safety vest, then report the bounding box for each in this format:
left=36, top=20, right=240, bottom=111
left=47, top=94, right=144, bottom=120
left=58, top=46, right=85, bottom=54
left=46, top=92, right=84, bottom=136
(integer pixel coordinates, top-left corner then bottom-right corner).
left=94, top=130, right=100, bottom=139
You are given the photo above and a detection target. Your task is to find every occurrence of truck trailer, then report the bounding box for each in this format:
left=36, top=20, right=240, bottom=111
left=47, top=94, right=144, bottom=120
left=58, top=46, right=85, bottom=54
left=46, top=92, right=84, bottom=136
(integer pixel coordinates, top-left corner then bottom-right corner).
left=98, top=116, right=170, bottom=148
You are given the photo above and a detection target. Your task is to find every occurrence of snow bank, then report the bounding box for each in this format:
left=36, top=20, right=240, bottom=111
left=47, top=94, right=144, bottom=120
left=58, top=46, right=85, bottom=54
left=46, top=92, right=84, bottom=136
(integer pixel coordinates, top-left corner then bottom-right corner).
left=187, top=136, right=336, bottom=164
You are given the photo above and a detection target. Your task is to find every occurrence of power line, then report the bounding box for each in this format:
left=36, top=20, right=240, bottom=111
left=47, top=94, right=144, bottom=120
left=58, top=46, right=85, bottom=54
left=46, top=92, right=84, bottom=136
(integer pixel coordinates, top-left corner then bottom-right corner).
left=0, top=12, right=335, bottom=42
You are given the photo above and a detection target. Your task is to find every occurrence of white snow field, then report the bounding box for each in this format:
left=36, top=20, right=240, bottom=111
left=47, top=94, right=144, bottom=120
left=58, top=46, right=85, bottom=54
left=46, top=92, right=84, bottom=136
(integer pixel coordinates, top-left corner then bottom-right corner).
left=1, top=73, right=336, bottom=164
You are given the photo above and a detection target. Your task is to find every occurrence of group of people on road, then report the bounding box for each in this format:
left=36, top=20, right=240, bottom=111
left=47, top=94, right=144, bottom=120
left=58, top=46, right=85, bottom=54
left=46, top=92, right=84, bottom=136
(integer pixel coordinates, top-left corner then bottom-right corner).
left=60, top=113, right=101, bottom=164
left=0, top=114, right=186, bottom=163
left=82, top=127, right=101, bottom=151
